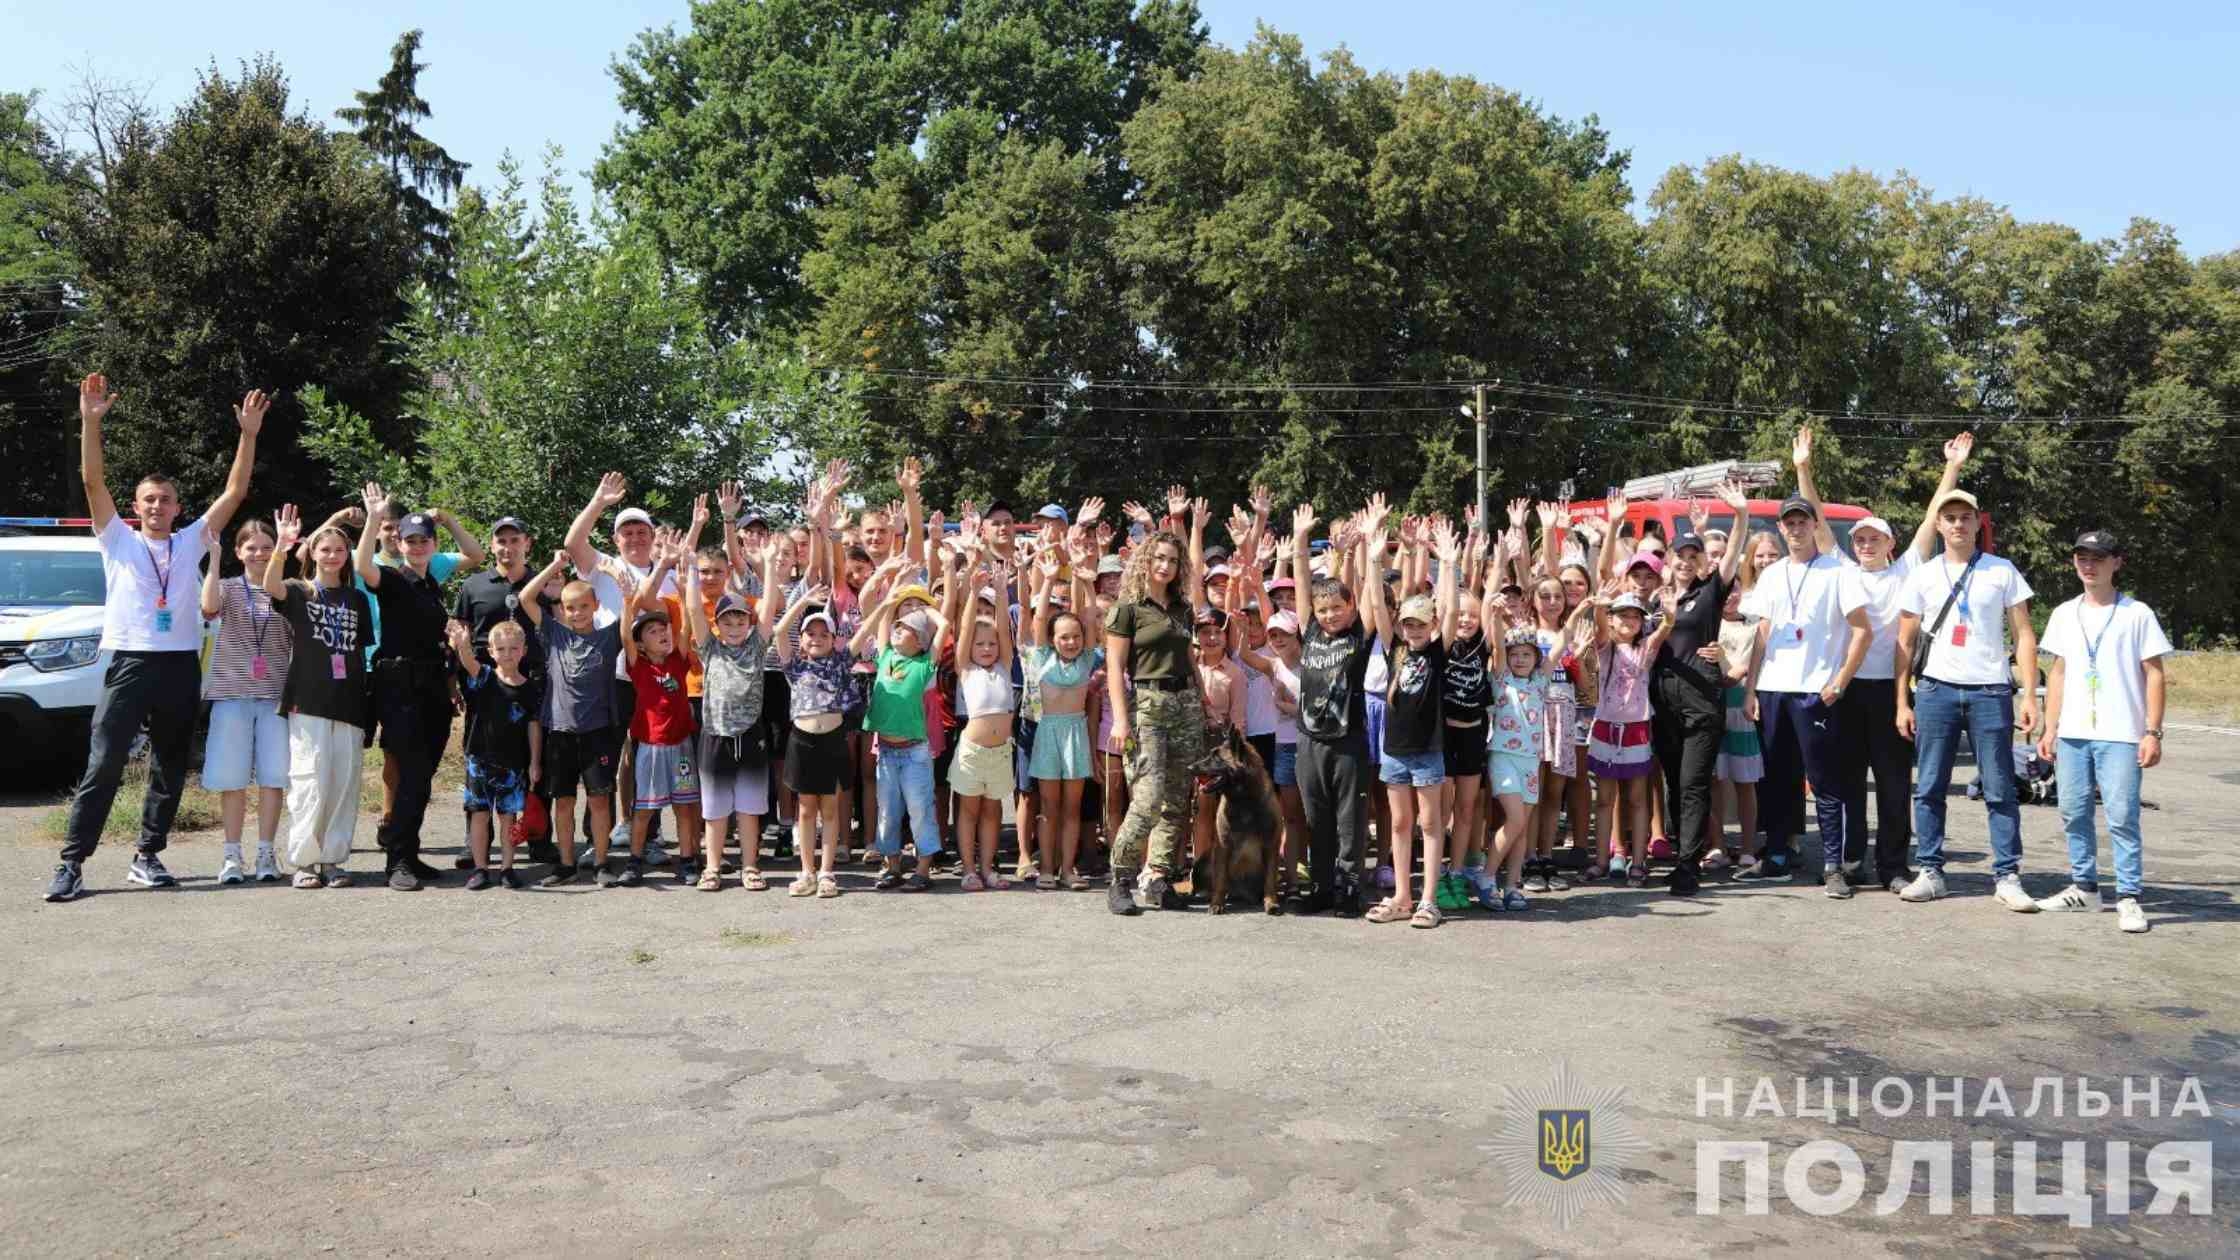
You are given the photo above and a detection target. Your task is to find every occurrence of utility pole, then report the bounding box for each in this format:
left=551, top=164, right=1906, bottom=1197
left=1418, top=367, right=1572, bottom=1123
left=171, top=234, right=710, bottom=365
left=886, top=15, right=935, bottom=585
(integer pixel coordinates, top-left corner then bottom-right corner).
left=1472, top=382, right=1489, bottom=530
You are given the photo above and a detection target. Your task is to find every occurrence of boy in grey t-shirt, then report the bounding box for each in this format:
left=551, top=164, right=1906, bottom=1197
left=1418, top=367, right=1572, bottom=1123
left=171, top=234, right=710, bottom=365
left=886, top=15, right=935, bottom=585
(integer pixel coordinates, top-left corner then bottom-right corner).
left=519, top=550, right=623, bottom=883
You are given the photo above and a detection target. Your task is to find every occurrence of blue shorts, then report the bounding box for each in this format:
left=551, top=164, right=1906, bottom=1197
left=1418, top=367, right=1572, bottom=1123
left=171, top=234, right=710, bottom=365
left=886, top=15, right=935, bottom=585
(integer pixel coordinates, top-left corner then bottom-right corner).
left=1379, top=746, right=1446, bottom=788
left=1490, top=752, right=1541, bottom=805
left=202, top=696, right=288, bottom=791
left=1273, top=741, right=1299, bottom=788
left=463, top=756, right=528, bottom=815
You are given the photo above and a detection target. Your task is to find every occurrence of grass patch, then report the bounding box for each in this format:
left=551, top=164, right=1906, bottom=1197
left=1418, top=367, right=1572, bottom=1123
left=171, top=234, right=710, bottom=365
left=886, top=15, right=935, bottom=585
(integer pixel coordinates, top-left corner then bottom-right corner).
left=718, top=927, right=792, bottom=949
left=2165, top=652, right=2240, bottom=723
left=627, top=947, right=657, bottom=966
left=357, top=715, right=473, bottom=814
left=38, top=762, right=223, bottom=844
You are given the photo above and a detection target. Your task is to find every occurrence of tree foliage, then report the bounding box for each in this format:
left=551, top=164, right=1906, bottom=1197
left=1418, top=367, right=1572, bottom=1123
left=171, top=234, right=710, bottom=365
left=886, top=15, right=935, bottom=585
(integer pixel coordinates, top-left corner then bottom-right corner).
left=336, top=29, right=469, bottom=286
left=0, top=93, right=84, bottom=513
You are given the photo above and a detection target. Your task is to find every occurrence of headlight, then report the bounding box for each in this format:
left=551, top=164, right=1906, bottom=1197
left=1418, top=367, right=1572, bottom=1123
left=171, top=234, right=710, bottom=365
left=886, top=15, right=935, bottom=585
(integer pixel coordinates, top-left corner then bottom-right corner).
left=25, top=636, right=101, bottom=672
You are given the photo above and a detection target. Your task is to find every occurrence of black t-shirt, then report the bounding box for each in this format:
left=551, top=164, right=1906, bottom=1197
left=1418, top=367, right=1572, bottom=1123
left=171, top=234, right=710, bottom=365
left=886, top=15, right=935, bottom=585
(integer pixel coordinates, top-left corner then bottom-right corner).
left=453, top=569, right=552, bottom=672
left=1443, top=630, right=1489, bottom=722
left=276, top=581, right=373, bottom=729
left=1656, top=570, right=1732, bottom=691
left=1298, top=617, right=1374, bottom=745
left=369, top=564, right=450, bottom=664
left=1383, top=638, right=1448, bottom=755
left=461, top=665, right=542, bottom=770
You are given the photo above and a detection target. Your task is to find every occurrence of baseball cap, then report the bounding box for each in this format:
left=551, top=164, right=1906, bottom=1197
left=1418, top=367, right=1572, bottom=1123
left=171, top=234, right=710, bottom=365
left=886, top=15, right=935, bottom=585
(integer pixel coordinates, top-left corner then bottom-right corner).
left=984, top=499, right=1017, bottom=519
left=1397, top=593, right=1438, bottom=624
left=615, top=507, right=655, bottom=530
left=897, top=610, right=935, bottom=648
left=398, top=512, right=437, bottom=540
left=802, top=608, right=837, bottom=634
left=1931, top=489, right=1981, bottom=513
left=1195, top=605, right=1228, bottom=627
left=713, top=593, right=751, bottom=620
left=1267, top=610, right=1301, bottom=637
left=1778, top=496, right=1817, bottom=521
left=1206, top=564, right=1232, bottom=582
left=2072, top=529, right=2121, bottom=556
left=1268, top=576, right=1297, bottom=592
left=1625, top=550, right=1665, bottom=576
left=1096, top=554, right=1124, bottom=576
left=630, top=607, right=671, bottom=639
left=1852, top=516, right=1895, bottom=541
left=1035, top=503, right=1069, bottom=524
left=1203, top=544, right=1231, bottom=566
left=1670, top=529, right=1705, bottom=554
left=736, top=512, right=770, bottom=531
left=1501, top=626, right=1543, bottom=656
left=1496, top=579, right=1525, bottom=596
left=490, top=516, right=529, bottom=537
left=1611, top=592, right=1648, bottom=615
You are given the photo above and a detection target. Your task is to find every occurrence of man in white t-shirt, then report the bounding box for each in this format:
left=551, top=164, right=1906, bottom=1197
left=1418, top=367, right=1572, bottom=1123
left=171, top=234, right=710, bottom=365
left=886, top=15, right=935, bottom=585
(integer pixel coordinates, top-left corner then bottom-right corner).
left=1737, top=493, right=1870, bottom=894
left=47, top=374, right=264, bottom=902
left=564, top=472, right=682, bottom=862
left=2030, top=530, right=2169, bottom=933
left=1794, top=427, right=1973, bottom=892
left=1894, top=487, right=2040, bottom=910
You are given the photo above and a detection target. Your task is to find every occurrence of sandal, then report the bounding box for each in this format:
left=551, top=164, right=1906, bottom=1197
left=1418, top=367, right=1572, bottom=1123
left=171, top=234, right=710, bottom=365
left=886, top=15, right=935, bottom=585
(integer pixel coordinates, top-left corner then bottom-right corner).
left=324, top=868, right=351, bottom=888
left=1063, top=871, right=1090, bottom=891
left=816, top=873, right=841, bottom=898
left=292, top=869, right=322, bottom=889
left=1410, top=901, right=1443, bottom=929
left=1702, top=850, right=1730, bottom=871
left=698, top=869, right=723, bottom=891
left=960, top=872, right=985, bottom=892
left=1365, top=898, right=1409, bottom=924
left=1626, top=863, right=1649, bottom=888
left=1584, top=863, right=1608, bottom=881
left=985, top=871, right=1009, bottom=891
left=789, top=874, right=817, bottom=897
left=742, top=870, right=769, bottom=891
left=904, top=871, right=931, bottom=892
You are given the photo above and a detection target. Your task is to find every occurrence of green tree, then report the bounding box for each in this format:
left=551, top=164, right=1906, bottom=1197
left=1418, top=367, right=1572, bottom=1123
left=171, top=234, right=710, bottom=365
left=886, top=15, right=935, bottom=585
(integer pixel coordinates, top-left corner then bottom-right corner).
left=336, top=29, right=470, bottom=286
left=62, top=57, right=418, bottom=521
left=0, top=92, right=84, bottom=513
left=303, top=155, right=856, bottom=545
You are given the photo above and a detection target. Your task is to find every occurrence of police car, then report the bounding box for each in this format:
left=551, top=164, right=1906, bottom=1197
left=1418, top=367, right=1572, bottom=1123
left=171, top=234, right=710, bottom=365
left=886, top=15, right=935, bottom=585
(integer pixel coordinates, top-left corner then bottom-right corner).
left=0, top=518, right=111, bottom=762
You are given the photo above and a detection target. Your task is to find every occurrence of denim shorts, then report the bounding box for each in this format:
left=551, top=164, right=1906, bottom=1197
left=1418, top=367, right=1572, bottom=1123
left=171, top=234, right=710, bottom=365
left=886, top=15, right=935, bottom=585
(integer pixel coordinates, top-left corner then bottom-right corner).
left=202, top=696, right=288, bottom=791
left=1273, top=741, right=1299, bottom=788
left=1378, top=746, right=1446, bottom=788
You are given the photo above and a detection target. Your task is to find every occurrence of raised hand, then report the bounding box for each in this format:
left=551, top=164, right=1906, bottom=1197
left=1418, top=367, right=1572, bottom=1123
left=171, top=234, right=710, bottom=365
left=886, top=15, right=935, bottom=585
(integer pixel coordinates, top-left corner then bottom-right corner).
left=1464, top=503, right=1483, bottom=535
left=1292, top=502, right=1318, bottom=539
left=361, top=481, right=390, bottom=519
left=804, top=583, right=833, bottom=606
left=1077, top=495, right=1105, bottom=526
left=690, top=492, right=710, bottom=532
left=446, top=618, right=474, bottom=657
left=551, top=549, right=573, bottom=572
left=1166, top=484, right=1190, bottom=520
left=1121, top=500, right=1154, bottom=527
left=1687, top=497, right=1710, bottom=534
left=1434, top=521, right=1462, bottom=561
left=1190, top=497, right=1209, bottom=531
left=926, top=508, right=946, bottom=540
left=593, top=471, right=627, bottom=509
left=1250, top=483, right=1273, bottom=519
left=1944, top=430, right=1974, bottom=468
left=1038, top=546, right=1061, bottom=578
left=1506, top=497, right=1530, bottom=531
left=1714, top=476, right=1750, bottom=511
left=1096, top=521, right=1115, bottom=550
left=273, top=504, right=302, bottom=551
left=234, top=388, right=272, bottom=435
left=896, top=456, right=923, bottom=495
left=717, top=479, right=743, bottom=522
left=1792, top=425, right=1813, bottom=469
left=79, top=372, right=118, bottom=423
left=1227, top=504, right=1253, bottom=544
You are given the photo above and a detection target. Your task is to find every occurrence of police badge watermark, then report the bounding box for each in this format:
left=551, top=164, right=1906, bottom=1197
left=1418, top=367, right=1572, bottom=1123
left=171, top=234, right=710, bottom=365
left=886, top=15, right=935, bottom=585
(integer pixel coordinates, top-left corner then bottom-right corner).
left=1485, top=1060, right=1650, bottom=1228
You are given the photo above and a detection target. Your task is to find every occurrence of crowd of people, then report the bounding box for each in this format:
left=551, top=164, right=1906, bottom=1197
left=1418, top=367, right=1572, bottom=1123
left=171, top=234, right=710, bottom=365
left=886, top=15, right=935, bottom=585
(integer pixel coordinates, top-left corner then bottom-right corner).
left=44, top=372, right=2174, bottom=934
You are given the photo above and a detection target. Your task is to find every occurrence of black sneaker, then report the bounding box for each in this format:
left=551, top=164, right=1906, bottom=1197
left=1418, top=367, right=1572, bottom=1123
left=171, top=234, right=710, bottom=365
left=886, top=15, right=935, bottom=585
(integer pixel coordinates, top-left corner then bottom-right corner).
left=596, top=863, right=621, bottom=888
left=1668, top=860, right=1701, bottom=897
left=43, top=862, right=84, bottom=903
left=1823, top=871, right=1854, bottom=900
left=500, top=869, right=524, bottom=890
left=538, top=865, right=579, bottom=888
left=874, top=868, right=904, bottom=891
left=405, top=857, right=444, bottom=881
left=525, top=838, right=561, bottom=865
left=617, top=859, right=643, bottom=887
left=1108, top=872, right=1142, bottom=916
left=126, top=853, right=178, bottom=888
left=1334, top=879, right=1365, bottom=918
left=465, top=868, right=492, bottom=891
left=453, top=854, right=477, bottom=870
left=1296, top=888, right=1336, bottom=914
left=388, top=866, right=421, bottom=891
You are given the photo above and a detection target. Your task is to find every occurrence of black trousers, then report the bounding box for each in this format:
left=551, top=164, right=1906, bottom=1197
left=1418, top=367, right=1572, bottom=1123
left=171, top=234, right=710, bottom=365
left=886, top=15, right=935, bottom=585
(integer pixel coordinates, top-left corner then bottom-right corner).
left=1297, top=735, right=1367, bottom=894
left=375, top=661, right=453, bottom=868
left=1650, top=665, right=1724, bottom=865
left=1837, top=678, right=1913, bottom=882
left=60, top=650, right=201, bottom=863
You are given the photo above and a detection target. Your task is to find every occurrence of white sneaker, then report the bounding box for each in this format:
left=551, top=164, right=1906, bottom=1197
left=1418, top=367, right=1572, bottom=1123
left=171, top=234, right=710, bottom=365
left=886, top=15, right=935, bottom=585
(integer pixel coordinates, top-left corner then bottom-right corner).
left=2117, top=898, right=2149, bottom=934
left=2035, top=884, right=2101, bottom=913
left=1993, top=874, right=2039, bottom=913
left=217, top=852, right=246, bottom=885
left=1898, top=868, right=1947, bottom=902
left=253, top=848, right=281, bottom=882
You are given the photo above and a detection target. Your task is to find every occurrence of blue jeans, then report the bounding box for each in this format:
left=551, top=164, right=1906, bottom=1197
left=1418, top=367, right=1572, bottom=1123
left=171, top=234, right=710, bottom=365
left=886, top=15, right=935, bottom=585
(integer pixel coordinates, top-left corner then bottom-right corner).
left=875, top=741, right=941, bottom=857
left=2057, top=738, right=2143, bottom=896
left=1910, top=678, right=2022, bottom=876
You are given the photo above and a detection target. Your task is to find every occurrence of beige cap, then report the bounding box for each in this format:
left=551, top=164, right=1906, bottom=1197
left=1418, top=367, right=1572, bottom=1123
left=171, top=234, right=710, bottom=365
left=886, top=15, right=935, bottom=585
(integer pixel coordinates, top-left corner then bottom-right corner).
left=1930, top=489, right=1980, bottom=513
left=1397, top=593, right=1438, bottom=624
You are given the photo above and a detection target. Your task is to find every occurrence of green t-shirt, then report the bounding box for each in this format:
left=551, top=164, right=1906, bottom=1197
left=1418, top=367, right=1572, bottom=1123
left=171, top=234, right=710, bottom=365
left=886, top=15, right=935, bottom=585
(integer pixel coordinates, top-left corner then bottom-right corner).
left=865, top=646, right=935, bottom=740
left=1104, top=593, right=1193, bottom=683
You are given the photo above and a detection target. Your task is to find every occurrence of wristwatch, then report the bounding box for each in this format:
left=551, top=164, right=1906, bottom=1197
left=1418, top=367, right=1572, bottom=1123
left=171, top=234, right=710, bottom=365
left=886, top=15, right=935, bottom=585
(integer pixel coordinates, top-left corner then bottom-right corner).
left=2144, top=728, right=2163, bottom=739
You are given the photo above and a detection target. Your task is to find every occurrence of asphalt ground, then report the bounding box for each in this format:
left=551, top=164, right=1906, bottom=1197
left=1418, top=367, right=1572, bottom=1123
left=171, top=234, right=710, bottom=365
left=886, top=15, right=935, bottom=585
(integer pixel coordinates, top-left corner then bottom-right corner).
left=2, top=724, right=2236, bottom=1257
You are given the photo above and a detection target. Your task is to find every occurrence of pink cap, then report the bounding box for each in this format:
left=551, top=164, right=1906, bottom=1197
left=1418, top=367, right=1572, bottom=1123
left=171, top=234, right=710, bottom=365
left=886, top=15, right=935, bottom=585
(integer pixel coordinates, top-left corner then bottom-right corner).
left=1268, top=610, right=1301, bottom=636
left=1268, top=576, right=1297, bottom=591
left=1625, top=550, right=1665, bottom=576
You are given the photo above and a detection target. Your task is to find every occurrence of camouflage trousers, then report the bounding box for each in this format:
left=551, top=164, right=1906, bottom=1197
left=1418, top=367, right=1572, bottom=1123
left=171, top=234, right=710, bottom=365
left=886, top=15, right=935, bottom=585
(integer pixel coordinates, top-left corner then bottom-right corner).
left=1111, top=686, right=1204, bottom=877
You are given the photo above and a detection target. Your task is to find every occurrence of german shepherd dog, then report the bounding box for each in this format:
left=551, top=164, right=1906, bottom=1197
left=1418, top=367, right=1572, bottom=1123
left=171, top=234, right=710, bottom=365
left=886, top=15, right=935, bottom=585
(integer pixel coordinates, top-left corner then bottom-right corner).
left=1190, top=728, right=1285, bottom=914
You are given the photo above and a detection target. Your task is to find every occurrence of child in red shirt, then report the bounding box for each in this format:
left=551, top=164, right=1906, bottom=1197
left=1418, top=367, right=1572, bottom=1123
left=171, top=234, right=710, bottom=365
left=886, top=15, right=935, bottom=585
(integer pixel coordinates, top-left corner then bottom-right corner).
left=613, top=534, right=702, bottom=887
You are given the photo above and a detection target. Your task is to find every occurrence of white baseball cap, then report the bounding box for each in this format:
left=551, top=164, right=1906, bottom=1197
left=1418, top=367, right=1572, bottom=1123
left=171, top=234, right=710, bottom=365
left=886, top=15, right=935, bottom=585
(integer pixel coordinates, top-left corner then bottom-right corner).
left=614, top=507, right=655, bottom=529
left=1852, top=516, right=1895, bottom=540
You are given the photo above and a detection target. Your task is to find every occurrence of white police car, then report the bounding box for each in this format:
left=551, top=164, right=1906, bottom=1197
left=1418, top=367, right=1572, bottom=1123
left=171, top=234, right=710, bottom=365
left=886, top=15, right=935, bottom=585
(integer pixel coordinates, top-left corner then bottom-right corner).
left=0, top=520, right=110, bottom=760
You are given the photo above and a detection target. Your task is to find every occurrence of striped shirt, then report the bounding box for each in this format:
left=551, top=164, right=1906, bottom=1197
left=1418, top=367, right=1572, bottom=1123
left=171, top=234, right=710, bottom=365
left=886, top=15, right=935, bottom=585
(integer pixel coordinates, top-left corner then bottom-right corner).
left=204, top=575, right=291, bottom=703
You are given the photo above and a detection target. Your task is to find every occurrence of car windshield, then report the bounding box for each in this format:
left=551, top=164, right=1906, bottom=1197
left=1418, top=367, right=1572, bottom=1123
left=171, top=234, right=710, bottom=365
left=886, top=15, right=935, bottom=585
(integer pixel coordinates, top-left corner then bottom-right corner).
left=0, top=549, right=107, bottom=606
left=1743, top=515, right=1858, bottom=559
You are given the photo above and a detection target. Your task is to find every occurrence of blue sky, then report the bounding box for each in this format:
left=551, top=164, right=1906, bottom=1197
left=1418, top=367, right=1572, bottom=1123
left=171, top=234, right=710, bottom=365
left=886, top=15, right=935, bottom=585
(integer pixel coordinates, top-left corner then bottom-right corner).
left=6, top=0, right=2235, bottom=252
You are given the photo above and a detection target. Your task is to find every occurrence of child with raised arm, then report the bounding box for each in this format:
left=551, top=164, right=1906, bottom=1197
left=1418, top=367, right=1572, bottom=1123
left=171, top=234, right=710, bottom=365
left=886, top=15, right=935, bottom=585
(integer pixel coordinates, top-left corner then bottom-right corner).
left=1363, top=518, right=1461, bottom=927
left=264, top=505, right=373, bottom=888
left=1587, top=579, right=1676, bottom=887
left=517, top=548, right=622, bottom=886
left=616, top=531, right=703, bottom=887
left=1024, top=532, right=1105, bottom=890
left=948, top=534, right=1019, bottom=891
left=200, top=516, right=290, bottom=884
left=446, top=618, right=541, bottom=890
left=774, top=575, right=854, bottom=898
left=688, top=496, right=780, bottom=892
left=853, top=553, right=953, bottom=892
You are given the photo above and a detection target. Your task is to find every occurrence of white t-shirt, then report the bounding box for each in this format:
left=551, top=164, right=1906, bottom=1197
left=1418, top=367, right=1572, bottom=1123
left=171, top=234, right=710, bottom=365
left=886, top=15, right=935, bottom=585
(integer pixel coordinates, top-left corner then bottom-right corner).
left=590, top=550, right=678, bottom=678
left=96, top=514, right=213, bottom=653
left=2039, top=594, right=2172, bottom=744
left=1901, top=552, right=2033, bottom=686
left=1237, top=653, right=1279, bottom=737
left=1269, top=656, right=1301, bottom=745
left=1739, top=552, right=1865, bottom=693
left=1840, top=551, right=1920, bottom=682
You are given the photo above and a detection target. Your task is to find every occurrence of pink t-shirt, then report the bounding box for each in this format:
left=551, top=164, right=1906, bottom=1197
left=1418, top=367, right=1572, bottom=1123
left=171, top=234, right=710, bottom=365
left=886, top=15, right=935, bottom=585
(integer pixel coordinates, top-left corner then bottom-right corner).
left=1594, top=642, right=1652, bottom=724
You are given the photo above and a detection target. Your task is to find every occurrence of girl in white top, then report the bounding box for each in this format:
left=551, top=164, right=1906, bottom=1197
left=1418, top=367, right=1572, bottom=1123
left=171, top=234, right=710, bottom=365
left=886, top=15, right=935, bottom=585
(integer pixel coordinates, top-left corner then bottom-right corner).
left=198, top=517, right=290, bottom=884
left=947, top=536, right=1017, bottom=892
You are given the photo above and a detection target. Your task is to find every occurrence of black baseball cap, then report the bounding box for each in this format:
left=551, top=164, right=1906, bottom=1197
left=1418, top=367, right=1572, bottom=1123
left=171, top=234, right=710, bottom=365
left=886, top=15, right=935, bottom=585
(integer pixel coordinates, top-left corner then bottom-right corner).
left=491, top=516, right=529, bottom=536
left=984, top=499, right=1018, bottom=519
left=1777, top=496, right=1817, bottom=520
left=2072, top=529, right=2121, bottom=556
left=1670, top=529, right=1705, bottom=554
left=736, top=512, right=770, bottom=531
left=398, top=512, right=437, bottom=540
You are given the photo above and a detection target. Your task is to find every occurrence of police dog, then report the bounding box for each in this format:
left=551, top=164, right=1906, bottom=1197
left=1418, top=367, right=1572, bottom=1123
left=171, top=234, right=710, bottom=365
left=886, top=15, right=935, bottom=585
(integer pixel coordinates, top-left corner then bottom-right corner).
left=1190, top=727, right=1284, bottom=914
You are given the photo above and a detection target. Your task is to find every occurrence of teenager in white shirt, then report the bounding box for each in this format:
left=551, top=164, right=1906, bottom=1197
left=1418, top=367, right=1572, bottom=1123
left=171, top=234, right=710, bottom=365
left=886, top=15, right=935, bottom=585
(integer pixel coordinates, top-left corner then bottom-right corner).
left=2031, top=530, right=2169, bottom=933
left=47, top=374, right=265, bottom=902
left=1894, top=486, right=2040, bottom=910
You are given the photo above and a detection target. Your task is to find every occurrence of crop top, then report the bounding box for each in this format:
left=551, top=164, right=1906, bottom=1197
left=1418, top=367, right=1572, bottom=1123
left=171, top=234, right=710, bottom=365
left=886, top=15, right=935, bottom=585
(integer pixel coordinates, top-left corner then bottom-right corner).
left=959, top=665, right=1015, bottom=719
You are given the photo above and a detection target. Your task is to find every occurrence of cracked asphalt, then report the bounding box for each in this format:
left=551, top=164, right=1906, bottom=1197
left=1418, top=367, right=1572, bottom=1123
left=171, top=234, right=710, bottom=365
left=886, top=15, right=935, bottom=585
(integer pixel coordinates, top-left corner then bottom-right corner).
left=3, top=727, right=2237, bottom=1257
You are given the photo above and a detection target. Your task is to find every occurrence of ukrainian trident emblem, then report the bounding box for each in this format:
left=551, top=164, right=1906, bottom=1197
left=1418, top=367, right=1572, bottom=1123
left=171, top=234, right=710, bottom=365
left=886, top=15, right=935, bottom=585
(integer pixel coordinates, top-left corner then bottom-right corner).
left=1483, top=1061, right=1649, bottom=1229
left=1538, top=1109, right=1591, bottom=1180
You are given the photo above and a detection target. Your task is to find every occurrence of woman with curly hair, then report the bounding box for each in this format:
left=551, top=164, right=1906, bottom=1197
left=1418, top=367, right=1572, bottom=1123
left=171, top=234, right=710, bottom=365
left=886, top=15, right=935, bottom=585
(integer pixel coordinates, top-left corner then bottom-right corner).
left=1100, top=495, right=1207, bottom=915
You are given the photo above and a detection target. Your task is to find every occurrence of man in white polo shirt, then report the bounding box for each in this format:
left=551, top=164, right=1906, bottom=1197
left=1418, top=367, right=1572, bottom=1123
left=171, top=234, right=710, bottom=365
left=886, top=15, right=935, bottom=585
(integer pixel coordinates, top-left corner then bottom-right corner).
left=47, top=373, right=265, bottom=902
left=2032, top=529, right=2169, bottom=933
left=1894, top=487, right=2039, bottom=909
left=1737, top=492, right=1870, bottom=894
